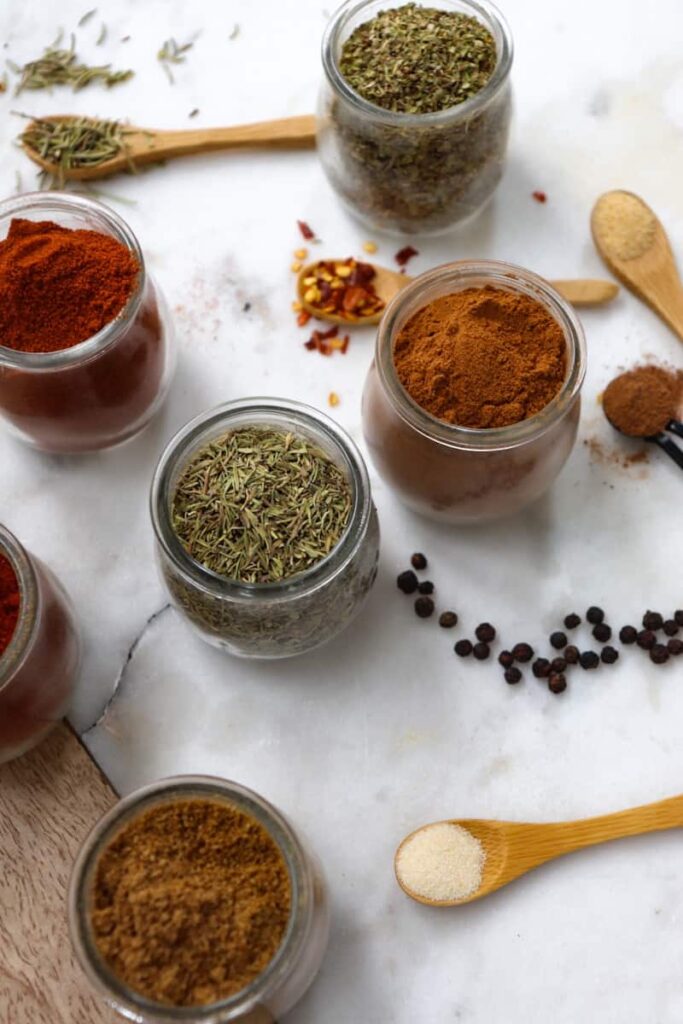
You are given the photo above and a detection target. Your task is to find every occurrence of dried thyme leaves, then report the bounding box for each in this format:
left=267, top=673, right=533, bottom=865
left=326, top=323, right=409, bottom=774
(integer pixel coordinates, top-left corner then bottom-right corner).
left=8, top=34, right=133, bottom=93
left=339, top=4, right=497, bottom=114
left=172, top=428, right=353, bottom=584
left=18, top=116, right=133, bottom=186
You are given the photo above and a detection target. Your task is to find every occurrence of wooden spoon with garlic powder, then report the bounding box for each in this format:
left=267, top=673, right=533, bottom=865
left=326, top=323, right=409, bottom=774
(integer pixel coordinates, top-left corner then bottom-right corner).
left=592, top=190, right=683, bottom=342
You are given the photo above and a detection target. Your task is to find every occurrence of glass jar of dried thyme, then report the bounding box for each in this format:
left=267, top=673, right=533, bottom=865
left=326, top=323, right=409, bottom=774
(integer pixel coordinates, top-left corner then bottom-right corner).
left=318, top=0, right=513, bottom=234
left=150, top=398, right=380, bottom=658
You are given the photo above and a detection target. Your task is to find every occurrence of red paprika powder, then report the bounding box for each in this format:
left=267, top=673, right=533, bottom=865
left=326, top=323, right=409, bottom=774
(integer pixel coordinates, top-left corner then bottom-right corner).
left=0, top=553, right=20, bottom=657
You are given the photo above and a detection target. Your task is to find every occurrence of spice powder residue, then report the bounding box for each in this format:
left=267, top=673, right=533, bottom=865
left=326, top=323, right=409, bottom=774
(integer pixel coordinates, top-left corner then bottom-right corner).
left=91, top=798, right=292, bottom=1008
left=396, top=822, right=485, bottom=902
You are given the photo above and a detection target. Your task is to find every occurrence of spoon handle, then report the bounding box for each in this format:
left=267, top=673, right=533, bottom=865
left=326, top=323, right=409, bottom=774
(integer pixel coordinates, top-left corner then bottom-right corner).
left=147, top=115, right=317, bottom=158
left=537, top=793, right=683, bottom=859
left=652, top=433, right=683, bottom=471
left=666, top=419, right=683, bottom=439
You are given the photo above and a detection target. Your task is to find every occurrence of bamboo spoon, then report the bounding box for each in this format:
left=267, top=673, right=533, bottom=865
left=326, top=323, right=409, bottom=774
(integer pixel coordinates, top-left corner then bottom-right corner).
left=395, top=793, right=683, bottom=906
left=297, top=261, right=619, bottom=325
left=21, top=114, right=317, bottom=181
left=592, top=189, right=683, bottom=342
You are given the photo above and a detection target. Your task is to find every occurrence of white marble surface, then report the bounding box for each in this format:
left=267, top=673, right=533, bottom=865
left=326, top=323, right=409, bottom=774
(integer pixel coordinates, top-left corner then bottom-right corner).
left=2, top=0, right=683, bottom=1020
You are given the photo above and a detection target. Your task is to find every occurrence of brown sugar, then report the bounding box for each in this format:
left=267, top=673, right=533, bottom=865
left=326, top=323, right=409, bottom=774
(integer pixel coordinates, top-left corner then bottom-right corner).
left=602, top=364, right=683, bottom=438
left=393, top=287, right=567, bottom=429
left=91, top=797, right=291, bottom=1008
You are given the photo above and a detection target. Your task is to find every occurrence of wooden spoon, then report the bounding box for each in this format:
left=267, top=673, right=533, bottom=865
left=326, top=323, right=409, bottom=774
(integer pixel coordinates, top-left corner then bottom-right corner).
left=21, top=113, right=317, bottom=181
left=395, top=793, right=683, bottom=906
left=297, top=261, right=619, bottom=326
left=592, top=189, right=683, bottom=341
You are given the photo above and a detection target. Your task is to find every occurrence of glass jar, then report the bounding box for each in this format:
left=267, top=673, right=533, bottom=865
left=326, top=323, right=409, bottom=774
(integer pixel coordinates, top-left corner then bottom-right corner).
left=317, top=0, right=513, bottom=234
left=0, top=523, right=80, bottom=763
left=151, top=397, right=380, bottom=658
left=362, top=260, right=587, bottom=523
left=69, top=775, right=330, bottom=1024
left=0, top=192, right=174, bottom=453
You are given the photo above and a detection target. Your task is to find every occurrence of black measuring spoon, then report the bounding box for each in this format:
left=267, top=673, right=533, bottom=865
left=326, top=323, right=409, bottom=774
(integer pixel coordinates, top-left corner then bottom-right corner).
left=605, top=410, right=683, bottom=470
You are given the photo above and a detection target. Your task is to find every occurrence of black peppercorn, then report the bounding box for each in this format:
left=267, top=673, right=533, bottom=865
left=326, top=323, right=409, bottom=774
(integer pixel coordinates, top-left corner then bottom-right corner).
left=439, top=611, right=458, bottom=629
left=397, top=570, right=418, bottom=594
left=417, top=580, right=434, bottom=595
left=564, top=645, right=579, bottom=665
left=579, top=651, right=600, bottom=670
left=601, top=646, right=619, bottom=664
left=675, top=610, right=683, bottom=627
left=668, top=638, right=683, bottom=656
left=498, top=650, right=514, bottom=668
left=586, top=606, right=604, bottom=625
left=563, top=613, right=581, bottom=629
left=504, top=667, right=522, bottom=685
left=512, top=642, right=534, bottom=663
left=592, top=623, right=612, bottom=643
left=532, top=658, right=551, bottom=678
left=650, top=644, right=669, bottom=665
left=550, top=631, right=567, bottom=650
left=550, top=657, right=567, bottom=673
left=619, top=625, right=638, bottom=645
left=475, top=622, right=496, bottom=643
left=548, top=673, right=567, bottom=694
left=663, top=619, right=679, bottom=637
left=473, top=641, right=490, bottom=660
left=454, top=639, right=473, bottom=657
left=642, top=610, right=663, bottom=631
left=411, top=553, right=427, bottom=570
left=637, top=629, right=656, bottom=650
left=414, top=596, right=434, bottom=618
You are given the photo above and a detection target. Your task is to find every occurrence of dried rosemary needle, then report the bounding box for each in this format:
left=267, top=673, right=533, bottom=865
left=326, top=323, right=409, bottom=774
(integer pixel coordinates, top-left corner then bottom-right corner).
left=18, top=115, right=133, bottom=187
left=172, top=427, right=353, bottom=584
left=9, top=34, right=133, bottom=93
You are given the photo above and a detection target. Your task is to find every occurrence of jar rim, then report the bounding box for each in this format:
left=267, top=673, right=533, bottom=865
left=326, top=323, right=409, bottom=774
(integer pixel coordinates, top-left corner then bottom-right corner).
left=374, top=259, right=587, bottom=451
left=321, top=0, right=514, bottom=126
left=0, top=523, right=39, bottom=691
left=68, top=775, right=315, bottom=1021
left=150, top=397, right=373, bottom=601
left=0, top=191, right=145, bottom=371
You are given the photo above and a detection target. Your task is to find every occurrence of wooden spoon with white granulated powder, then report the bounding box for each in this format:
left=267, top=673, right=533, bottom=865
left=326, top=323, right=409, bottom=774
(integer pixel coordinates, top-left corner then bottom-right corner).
left=592, top=189, right=683, bottom=342
left=395, top=793, right=683, bottom=906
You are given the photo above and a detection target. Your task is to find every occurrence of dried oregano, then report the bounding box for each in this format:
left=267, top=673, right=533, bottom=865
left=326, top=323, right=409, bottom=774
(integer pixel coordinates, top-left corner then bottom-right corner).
left=171, top=427, right=353, bottom=584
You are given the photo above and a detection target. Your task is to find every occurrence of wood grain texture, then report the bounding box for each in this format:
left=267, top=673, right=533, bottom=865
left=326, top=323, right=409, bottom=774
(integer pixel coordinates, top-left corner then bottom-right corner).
left=0, top=722, right=117, bottom=1024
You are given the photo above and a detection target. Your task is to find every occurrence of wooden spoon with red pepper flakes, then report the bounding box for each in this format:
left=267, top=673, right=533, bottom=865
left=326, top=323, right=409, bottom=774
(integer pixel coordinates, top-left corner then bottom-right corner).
left=297, top=259, right=620, bottom=327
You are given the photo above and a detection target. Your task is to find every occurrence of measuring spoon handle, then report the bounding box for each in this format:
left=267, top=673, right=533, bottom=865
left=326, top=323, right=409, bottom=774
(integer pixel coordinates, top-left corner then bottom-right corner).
left=666, top=419, right=683, bottom=439
left=653, top=433, right=683, bottom=471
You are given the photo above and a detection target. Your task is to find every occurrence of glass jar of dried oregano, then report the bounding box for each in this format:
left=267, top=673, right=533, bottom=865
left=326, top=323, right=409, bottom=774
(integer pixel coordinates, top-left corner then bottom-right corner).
left=150, top=398, right=380, bottom=658
left=69, top=775, right=330, bottom=1023
left=317, top=0, right=513, bottom=234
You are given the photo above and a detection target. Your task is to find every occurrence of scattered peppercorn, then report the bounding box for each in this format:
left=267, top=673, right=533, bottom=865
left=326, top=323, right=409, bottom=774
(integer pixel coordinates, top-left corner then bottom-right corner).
left=475, top=622, right=496, bottom=643
left=642, top=611, right=663, bottom=631
left=668, top=638, right=683, bottom=656
left=579, top=651, right=600, bottom=670
left=550, top=657, right=567, bottom=674
left=438, top=611, right=458, bottom=629
left=663, top=619, right=679, bottom=637
left=592, top=623, right=612, bottom=643
left=512, top=643, right=534, bottom=663
left=586, top=606, right=604, bottom=625
left=601, top=646, right=619, bottom=664
left=473, top=642, right=490, bottom=661
left=498, top=650, right=514, bottom=668
left=504, top=667, right=522, bottom=685
left=675, top=610, right=683, bottom=627
left=397, top=570, right=418, bottom=594
left=455, top=639, right=473, bottom=657
left=414, top=596, right=434, bottom=618
left=564, top=645, right=579, bottom=665
left=532, top=657, right=551, bottom=679
left=549, top=631, right=567, bottom=650
left=417, top=581, right=434, bottom=595
left=548, top=673, right=567, bottom=694
left=411, top=553, right=427, bottom=570
left=637, top=630, right=656, bottom=650
left=650, top=644, right=669, bottom=665
left=619, top=625, right=638, bottom=645
left=563, top=613, right=581, bottom=629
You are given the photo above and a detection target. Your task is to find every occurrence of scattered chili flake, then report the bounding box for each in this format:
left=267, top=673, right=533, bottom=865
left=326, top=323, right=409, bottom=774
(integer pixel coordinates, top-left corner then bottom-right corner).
left=291, top=261, right=302, bottom=273
left=296, top=310, right=311, bottom=327
left=298, top=258, right=385, bottom=322
left=532, top=190, right=547, bottom=203
left=395, top=245, right=419, bottom=268
left=303, top=324, right=350, bottom=356
left=292, top=300, right=302, bottom=312
left=328, top=392, right=340, bottom=407
left=362, top=241, right=378, bottom=254
left=297, top=220, right=315, bottom=241
left=294, top=248, right=308, bottom=260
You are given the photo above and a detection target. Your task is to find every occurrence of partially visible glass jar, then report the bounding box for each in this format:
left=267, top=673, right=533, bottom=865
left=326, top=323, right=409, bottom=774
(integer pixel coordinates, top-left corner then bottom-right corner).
left=317, top=0, right=513, bottom=234
left=151, top=398, right=380, bottom=658
left=362, top=260, right=587, bottom=523
left=69, top=775, right=330, bottom=1024
left=0, top=192, right=174, bottom=453
left=0, top=523, right=80, bottom=764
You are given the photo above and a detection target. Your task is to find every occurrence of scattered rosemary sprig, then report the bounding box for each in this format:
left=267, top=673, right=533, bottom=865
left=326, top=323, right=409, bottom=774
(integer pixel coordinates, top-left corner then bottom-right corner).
left=18, top=114, right=134, bottom=187
left=78, top=8, right=97, bottom=27
left=96, top=23, right=107, bottom=46
left=172, top=427, right=353, bottom=584
left=9, top=35, right=133, bottom=93
left=157, top=36, right=195, bottom=84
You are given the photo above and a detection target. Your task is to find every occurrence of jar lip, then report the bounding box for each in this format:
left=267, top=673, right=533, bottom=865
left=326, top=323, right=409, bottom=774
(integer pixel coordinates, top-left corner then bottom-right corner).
left=68, top=775, right=314, bottom=1021
left=0, top=523, right=39, bottom=690
left=375, top=259, right=587, bottom=451
left=150, top=397, right=373, bottom=600
left=0, top=190, right=144, bottom=371
left=321, top=0, right=513, bottom=125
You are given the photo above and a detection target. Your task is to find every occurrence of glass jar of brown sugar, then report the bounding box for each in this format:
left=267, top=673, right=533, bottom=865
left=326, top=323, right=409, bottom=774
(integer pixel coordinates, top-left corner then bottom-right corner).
left=0, top=192, right=173, bottom=454
left=362, top=260, right=586, bottom=523
left=69, top=775, right=330, bottom=1023
left=0, top=523, right=80, bottom=764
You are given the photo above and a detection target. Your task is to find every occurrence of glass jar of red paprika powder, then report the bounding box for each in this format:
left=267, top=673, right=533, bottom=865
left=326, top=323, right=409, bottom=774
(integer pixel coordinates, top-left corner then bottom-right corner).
left=0, top=523, right=80, bottom=764
left=0, top=192, right=173, bottom=453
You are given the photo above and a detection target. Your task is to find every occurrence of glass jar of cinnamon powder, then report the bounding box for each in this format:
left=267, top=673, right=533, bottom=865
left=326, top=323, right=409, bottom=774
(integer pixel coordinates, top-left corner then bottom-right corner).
left=0, top=192, right=173, bottom=453
left=0, top=523, right=80, bottom=763
left=69, top=775, right=330, bottom=1023
left=362, top=261, right=586, bottom=523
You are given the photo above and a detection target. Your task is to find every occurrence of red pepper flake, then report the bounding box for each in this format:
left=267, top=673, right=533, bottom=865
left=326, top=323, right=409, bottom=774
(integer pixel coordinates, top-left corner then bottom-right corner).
left=296, top=310, right=311, bottom=327
left=298, top=258, right=385, bottom=323
left=297, top=220, right=315, bottom=241
left=532, top=190, right=547, bottom=204
left=303, top=324, right=351, bottom=356
left=395, top=245, right=419, bottom=268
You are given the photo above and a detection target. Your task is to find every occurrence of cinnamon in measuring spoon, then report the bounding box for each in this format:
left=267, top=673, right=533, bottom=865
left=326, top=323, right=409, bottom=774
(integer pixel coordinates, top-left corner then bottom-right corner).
left=602, top=364, right=683, bottom=438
